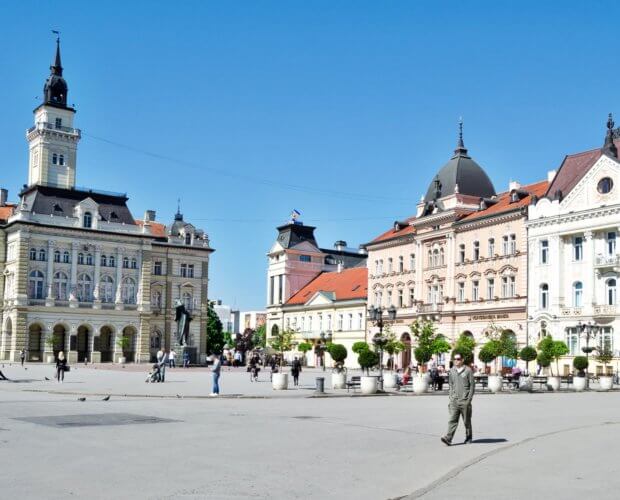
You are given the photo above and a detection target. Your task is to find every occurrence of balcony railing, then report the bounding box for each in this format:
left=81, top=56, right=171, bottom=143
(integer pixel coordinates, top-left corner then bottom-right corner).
left=417, top=303, right=443, bottom=313
left=595, top=254, right=620, bottom=267
left=561, top=306, right=583, bottom=317
left=593, top=304, right=618, bottom=317
left=28, top=121, right=81, bottom=136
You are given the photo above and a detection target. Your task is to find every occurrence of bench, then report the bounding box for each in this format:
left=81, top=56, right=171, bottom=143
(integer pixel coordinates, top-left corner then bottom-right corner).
left=346, top=376, right=361, bottom=392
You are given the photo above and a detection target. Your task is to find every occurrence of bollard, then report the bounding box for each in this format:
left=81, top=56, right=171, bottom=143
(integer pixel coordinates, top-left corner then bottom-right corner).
left=315, top=377, right=325, bottom=393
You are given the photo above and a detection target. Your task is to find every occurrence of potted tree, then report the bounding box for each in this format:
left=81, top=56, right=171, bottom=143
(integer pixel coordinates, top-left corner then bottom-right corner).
left=411, top=320, right=444, bottom=394
left=269, top=328, right=294, bottom=390
left=596, top=347, right=614, bottom=391
left=519, top=346, right=538, bottom=391
left=537, top=335, right=558, bottom=390
left=453, top=333, right=476, bottom=365
left=297, top=342, right=313, bottom=367
left=116, top=335, right=130, bottom=364
left=44, top=333, right=61, bottom=363
left=573, top=356, right=588, bottom=392
left=328, top=343, right=348, bottom=389
left=551, top=340, right=569, bottom=378
left=481, top=340, right=502, bottom=393
left=358, top=348, right=380, bottom=394
left=383, top=333, right=405, bottom=389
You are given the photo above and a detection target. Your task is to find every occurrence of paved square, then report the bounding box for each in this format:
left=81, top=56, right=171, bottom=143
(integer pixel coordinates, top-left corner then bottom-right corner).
left=1, top=363, right=619, bottom=499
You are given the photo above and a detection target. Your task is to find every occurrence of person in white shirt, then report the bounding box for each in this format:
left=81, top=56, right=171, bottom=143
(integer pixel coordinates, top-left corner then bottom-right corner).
left=169, top=349, right=176, bottom=368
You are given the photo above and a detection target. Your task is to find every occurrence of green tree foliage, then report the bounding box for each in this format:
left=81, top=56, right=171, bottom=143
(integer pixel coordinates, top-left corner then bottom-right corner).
left=595, top=347, right=613, bottom=370
left=453, top=333, right=476, bottom=365
left=410, top=320, right=447, bottom=368
left=328, top=343, right=348, bottom=363
left=536, top=351, right=551, bottom=369
left=383, top=333, right=405, bottom=371
left=206, top=301, right=225, bottom=355
left=223, top=331, right=234, bottom=348
left=352, top=341, right=370, bottom=354
left=478, top=344, right=497, bottom=370
left=499, top=330, right=519, bottom=360
left=269, top=328, right=295, bottom=368
left=251, top=324, right=266, bottom=348
left=358, top=349, right=379, bottom=374
left=297, top=342, right=313, bottom=354
left=550, top=341, right=569, bottom=376
left=432, top=336, right=452, bottom=357
left=414, top=346, right=432, bottom=365
left=573, top=355, right=588, bottom=374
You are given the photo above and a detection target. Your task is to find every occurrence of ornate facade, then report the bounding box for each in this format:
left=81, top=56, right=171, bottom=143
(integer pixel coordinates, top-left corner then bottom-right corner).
left=0, top=40, right=213, bottom=363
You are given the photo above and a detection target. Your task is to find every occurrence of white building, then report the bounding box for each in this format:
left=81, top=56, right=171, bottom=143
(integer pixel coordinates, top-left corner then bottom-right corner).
left=212, top=300, right=237, bottom=333
left=238, top=310, right=266, bottom=334
left=0, top=40, right=213, bottom=364
left=527, top=117, right=620, bottom=375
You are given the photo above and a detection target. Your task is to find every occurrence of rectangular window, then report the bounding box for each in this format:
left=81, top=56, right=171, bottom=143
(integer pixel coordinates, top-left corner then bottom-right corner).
left=599, top=326, right=614, bottom=352
left=180, top=263, right=187, bottom=277
left=387, top=290, right=393, bottom=306
left=509, top=276, right=516, bottom=297
left=398, top=289, right=404, bottom=307
left=473, top=241, right=480, bottom=261
left=409, top=253, right=415, bottom=270
left=501, top=277, right=509, bottom=298
left=566, top=328, right=579, bottom=355
left=540, top=240, right=549, bottom=264
left=299, top=255, right=311, bottom=262
left=398, top=256, right=404, bottom=273
left=278, top=275, right=283, bottom=303
left=379, top=260, right=383, bottom=274
left=153, top=261, right=162, bottom=275
left=502, top=236, right=509, bottom=255
left=375, top=260, right=379, bottom=274
left=409, top=287, right=415, bottom=307
left=269, top=276, right=275, bottom=305
left=459, top=244, right=465, bottom=264
left=607, top=232, right=616, bottom=256
left=188, top=264, right=194, bottom=278
left=348, top=314, right=353, bottom=330
left=458, top=282, right=465, bottom=302
left=357, top=312, right=363, bottom=330
left=338, top=314, right=343, bottom=330
left=488, top=238, right=495, bottom=257
left=472, top=280, right=479, bottom=301
left=55, top=117, right=62, bottom=129
left=387, top=258, right=393, bottom=273
left=574, top=236, right=583, bottom=261
left=509, top=234, right=517, bottom=254
left=487, top=278, right=495, bottom=299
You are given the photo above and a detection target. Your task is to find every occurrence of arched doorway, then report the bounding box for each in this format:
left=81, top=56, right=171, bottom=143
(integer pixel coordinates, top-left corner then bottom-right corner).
left=76, top=325, right=91, bottom=362
left=52, top=324, right=66, bottom=359
left=150, top=329, right=162, bottom=362
left=28, top=324, right=43, bottom=362
left=122, top=326, right=137, bottom=362
left=401, top=332, right=412, bottom=368
left=99, top=326, right=113, bottom=362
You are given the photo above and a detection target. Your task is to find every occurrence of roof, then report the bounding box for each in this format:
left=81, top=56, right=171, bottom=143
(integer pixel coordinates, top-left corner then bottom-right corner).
left=285, top=267, right=368, bottom=305
left=275, top=223, right=318, bottom=249
left=460, top=180, right=549, bottom=222
left=0, top=204, right=16, bottom=222
left=19, top=185, right=135, bottom=225
left=370, top=220, right=416, bottom=244
left=545, top=139, right=620, bottom=198
left=135, top=220, right=167, bottom=238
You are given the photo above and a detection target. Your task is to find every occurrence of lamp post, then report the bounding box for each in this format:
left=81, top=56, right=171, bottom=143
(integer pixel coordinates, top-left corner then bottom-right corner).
left=578, top=321, right=600, bottom=389
left=318, top=332, right=332, bottom=372
left=368, top=305, right=397, bottom=391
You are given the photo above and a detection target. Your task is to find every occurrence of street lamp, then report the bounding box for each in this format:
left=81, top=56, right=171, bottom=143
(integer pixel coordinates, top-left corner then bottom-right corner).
left=318, top=332, right=332, bottom=372
left=578, top=321, right=600, bottom=389
left=368, top=305, right=397, bottom=391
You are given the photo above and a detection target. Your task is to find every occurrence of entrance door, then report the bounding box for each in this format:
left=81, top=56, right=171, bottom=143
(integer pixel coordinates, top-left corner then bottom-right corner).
left=77, top=326, right=90, bottom=362
left=28, top=325, right=43, bottom=361
left=401, top=333, right=412, bottom=368
left=99, top=327, right=113, bottom=362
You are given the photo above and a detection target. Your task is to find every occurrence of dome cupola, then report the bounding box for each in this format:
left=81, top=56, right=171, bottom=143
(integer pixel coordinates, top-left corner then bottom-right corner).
left=43, top=36, right=69, bottom=108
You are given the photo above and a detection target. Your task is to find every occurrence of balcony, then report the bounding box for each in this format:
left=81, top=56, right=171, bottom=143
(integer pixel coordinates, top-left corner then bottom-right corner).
left=592, top=304, right=619, bottom=319
left=28, top=121, right=81, bottom=137
left=561, top=306, right=583, bottom=317
left=417, top=303, right=443, bottom=314
left=595, top=254, right=620, bottom=271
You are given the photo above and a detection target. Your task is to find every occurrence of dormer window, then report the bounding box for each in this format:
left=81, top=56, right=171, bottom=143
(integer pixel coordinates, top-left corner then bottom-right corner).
left=110, top=212, right=118, bottom=220
left=598, top=177, right=613, bottom=194
left=510, top=191, right=519, bottom=203
left=185, top=233, right=192, bottom=245
left=83, top=212, right=92, bottom=228
left=53, top=203, right=63, bottom=213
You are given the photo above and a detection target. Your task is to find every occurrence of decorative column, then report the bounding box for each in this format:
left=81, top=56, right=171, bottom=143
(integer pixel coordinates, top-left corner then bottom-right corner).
left=46, top=240, right=55, bottom=306
left=69, top=242, right=78, bottom=307
left=584, top=231, right=594, bottom=314
left=93, top=245, right=102, bottom=309
left=115, top=247, right=124, bottom=309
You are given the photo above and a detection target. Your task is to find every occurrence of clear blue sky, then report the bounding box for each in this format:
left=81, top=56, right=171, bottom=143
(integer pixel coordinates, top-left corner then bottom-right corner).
left=2, top=1, right=619, bottom=310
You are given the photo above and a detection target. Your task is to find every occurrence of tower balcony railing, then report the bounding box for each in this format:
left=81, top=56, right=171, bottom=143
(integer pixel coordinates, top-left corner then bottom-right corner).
left=28, top=121, right=81, bottom=136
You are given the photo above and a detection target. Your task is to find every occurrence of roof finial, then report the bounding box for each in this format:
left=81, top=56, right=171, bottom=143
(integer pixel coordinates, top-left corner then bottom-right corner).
left=51, top=30, right=63, bottom=76
left=602, top=112, right=618, bottom=158
left=454, top=117, right=468, bottom=156
left=175, top=198, right=183, bottom=220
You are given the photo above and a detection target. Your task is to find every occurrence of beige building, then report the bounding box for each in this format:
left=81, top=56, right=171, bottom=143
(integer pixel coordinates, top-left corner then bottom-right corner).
left=366, top=127, right=546, bottom=369
left=0, top=40, right=213, bottom=364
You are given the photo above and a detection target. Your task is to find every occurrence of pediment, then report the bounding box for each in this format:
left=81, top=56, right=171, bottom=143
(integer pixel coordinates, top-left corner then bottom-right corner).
left=306, top=291, right=335, bottom=306
left=561, top=155, right=620, bottom=213
left=76, top=197, right=99, bottom=210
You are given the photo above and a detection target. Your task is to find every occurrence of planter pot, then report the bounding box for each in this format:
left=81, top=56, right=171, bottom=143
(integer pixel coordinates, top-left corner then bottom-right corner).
left=360, top=376, right=378, bottom=395
left=413, top=376, right=428, bottom=395
left=383, top=372, right=398, bottom=389
left=46, top=355, right=55, bottom=364
left=599, top=376, right=613, bottom=391
left=573, top=376, right=587, bottom=392
left=547, top=376, right=560, bottom=392
left=519, top=376, right=533, bottom=392
left=331, top=372, right=346, bottom=389
left=118, top=356, right=127, bottom=365
left=272, top=373, right=289, bottom=390
left=487, top=375, right=502, bottom=393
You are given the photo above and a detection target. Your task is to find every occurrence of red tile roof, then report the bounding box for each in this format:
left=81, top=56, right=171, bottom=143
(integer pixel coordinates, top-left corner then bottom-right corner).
left=285, top=267, right=368, bottom=305
left=370, top=219, right=416, bottom=244
left=546, top=139, right=620, bottom=198
left=135, top=220, right=167, bottom=238
left=461, top=180, right=549, bottom=221
left=0, top=204, right=16, bottom=222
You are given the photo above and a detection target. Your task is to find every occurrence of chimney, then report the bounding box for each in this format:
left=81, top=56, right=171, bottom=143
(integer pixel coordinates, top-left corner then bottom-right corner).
left=144, top=210, right=156, bottom=222
left=334, top=240, right=347, bottom=251
left=337, top=262, right=344, bottom=273
left=508, top=180, right=521, bottom=191
left=547, top=170, right=556, bottom=183
left=0, top=188, right=7, bottom=207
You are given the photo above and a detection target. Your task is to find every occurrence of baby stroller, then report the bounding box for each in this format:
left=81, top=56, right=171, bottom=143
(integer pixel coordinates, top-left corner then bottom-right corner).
left=145, top=363, right=161, bottom=383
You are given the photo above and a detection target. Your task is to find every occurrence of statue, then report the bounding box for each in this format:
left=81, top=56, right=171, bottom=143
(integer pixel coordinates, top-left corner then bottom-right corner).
left=174, top=299, right=192, bottom=346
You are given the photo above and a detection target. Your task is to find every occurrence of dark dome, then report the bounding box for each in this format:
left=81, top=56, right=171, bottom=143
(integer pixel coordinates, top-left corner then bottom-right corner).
left=44, top=75, right=68, bottom=106
left=424, top=143, right=495, bottom=202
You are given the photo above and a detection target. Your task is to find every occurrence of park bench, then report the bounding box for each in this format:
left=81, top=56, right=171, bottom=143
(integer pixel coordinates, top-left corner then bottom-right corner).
left=346, top=376, right=361, bottom=392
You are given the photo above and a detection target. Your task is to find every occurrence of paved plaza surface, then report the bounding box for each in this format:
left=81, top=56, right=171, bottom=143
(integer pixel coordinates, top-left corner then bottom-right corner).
left=1, top=363, right=619, bottom=499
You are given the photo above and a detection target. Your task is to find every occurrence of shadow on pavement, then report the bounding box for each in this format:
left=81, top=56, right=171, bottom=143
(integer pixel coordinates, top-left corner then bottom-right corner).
left=473, top=438, right=508, bottom=444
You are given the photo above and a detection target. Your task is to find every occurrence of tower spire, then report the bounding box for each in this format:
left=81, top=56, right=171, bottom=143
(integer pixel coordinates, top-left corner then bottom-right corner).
left=51, top=30, right=63, bottom=76
left=602, top=113, right=618, bottom=158
left=175, top=198, right=183, bottom=220
left=454, top=117, right=468, bottom=156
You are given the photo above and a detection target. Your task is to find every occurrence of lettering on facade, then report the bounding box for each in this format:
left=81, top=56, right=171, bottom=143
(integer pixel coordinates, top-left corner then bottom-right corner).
left=469, top=314, right=509, bottom=321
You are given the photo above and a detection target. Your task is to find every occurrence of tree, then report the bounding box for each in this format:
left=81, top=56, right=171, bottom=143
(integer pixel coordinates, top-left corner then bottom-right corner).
left=269, top=328, right=295, bottom=368
left=410, top=319, right=445, bottom=370
left=352, top=341, right=370, bottom=354
left=206, top=301, right=225, bottom=355
left=432, top=336, right=452, bottom=360
left=384, top=333, right=405, bottom=371
left=573, top=355, right=588, bottom=376
left=223, top=331, right=234, bottom=348
left=537, top=335, right=557, bottom=375
left=328, top=344, right=348, bottom=372
left=596, top=346, right=613, bottom=374
left=536, top=351, right=551, bottom=373
left=499, top=330, right=519, bottom=362
left=358, top=349, right=379, bottom=375
left=453, top=333, right=476, bottom=365
left=478, top=344, right=497, bottom=372
left=519, top=346, right=538, bottom=375
left=252, top=324, right=266, bottom=348
left=550, top=341, right=569, bottom=377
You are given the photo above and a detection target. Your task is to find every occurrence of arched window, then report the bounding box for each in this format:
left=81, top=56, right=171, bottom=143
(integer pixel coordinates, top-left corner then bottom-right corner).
left=121, top=277, right=136, bottom=304
left=540, top=283, right=549, bottom=309
left=83, top=212, right=92, bottom=228
left=131, top=258, right=137, bottom=269
left=63, top=251, right=70, bottom=263
left=573, top=282, right=583, bottom=307
left=109, top=255, right=115, bottom=267
left=100, top=276, right=114, bottom=303
left=38, top=248, right=46, bottom=261
left=54, top=250, right=61, bottom=263
left=86, top=254, right=93, bottom=266
left=28, top=271, right=45, bottom=299
left=182, top=291, right=193, bottom=310
left=122, top=257, right=129, bottom=269
left=53, top=271, right=68, bottom=300
left=432, top=248, right=439, bottom=267
left=101, top=255, right=107, bottom=267
left=77, top=253, right=84, bottom=265
left=77, top=273, right=92, bottom=302
left=29, top=248, right=37, bottom=260
left=607, top=278, right=617, bottom=305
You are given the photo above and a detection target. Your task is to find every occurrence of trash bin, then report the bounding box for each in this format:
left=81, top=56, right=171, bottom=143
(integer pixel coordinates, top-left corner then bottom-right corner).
left=315, top=377, right=325, bottom=393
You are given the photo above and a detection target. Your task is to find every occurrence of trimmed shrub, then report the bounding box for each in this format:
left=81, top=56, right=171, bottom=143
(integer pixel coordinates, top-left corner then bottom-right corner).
left=328, top=343, right=348, bottom=364
left=414, top=346, right=432, bottom=365
left=519, top=346, right=537, bottom=363
left=358, top=349, right=379, bottom=374
left=478, top=345, right=496, bottom=366
left=352, top=341, right=370, bottom=354
left=536, top=351, right=551, bottom=368
left=573, top=356, right=588, bottom=375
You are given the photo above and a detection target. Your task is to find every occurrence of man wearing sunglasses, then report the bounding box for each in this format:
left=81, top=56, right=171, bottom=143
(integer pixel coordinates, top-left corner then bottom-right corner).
left=441, top=353, right=474, bottom=446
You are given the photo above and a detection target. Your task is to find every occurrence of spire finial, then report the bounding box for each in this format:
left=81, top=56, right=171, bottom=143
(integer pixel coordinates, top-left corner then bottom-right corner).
left=51, top=30, right=62, bottom=75
left=603, top=112, right=618, bottom=158
left=454, top=117, right=468, bottom=156
left=174, top=198, right=183, bottom=220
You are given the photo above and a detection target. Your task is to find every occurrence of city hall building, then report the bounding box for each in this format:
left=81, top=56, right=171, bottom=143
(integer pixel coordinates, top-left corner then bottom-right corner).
left=0, top=41, right=213, bottom=364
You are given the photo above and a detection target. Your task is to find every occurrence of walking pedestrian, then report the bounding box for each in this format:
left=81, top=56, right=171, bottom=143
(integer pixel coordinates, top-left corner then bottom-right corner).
left=182, top=350, right=190, bottom=368
left=210, top=354, right=221, bottom=395
left=291, top=356, right=301, bottom=386
left=441, top=354, right=474, bottom=446
left=56, top=351, right=67, bottom=383
left=158, top=349, right=168, bottom=383
left=234, top=350, right=242, bottom=367
left=169, top=349, right=176, bottom=368
left=20, top=349, right=26, bottom=367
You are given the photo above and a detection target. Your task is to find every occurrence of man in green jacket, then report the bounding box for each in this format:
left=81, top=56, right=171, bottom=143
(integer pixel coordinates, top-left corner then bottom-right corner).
left=441, top=354, right=474, bottom=445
